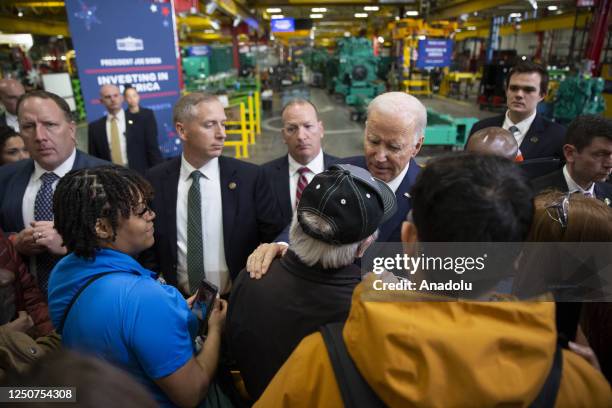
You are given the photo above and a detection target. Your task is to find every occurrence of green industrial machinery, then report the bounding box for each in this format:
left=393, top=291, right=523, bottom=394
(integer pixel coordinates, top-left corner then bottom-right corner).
left=554, top=76, right=606, bottom=124
left=302, top=47, right=331, bottom=88
left=332, top=37, right=385, bottom=120
left=425, top=109, right=478, bottom=148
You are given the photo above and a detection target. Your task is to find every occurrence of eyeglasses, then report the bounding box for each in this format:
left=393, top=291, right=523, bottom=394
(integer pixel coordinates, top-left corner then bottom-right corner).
left=545, top=193, right=570, bottom=230
left=135, top=203, right=153, bottom=218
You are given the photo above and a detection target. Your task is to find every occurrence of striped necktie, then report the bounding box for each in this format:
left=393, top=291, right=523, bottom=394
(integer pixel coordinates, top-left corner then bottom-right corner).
left=295, top=167, right=310, bottom=207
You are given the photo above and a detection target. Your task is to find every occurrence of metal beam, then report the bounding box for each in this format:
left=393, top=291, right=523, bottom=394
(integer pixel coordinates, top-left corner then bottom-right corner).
left=11, top=1, right=65, bottom=6
left=0, top=16, right=69, bottom=36
left=431, top=0, right=516, bottom=20
left=3, top=0, right=64, bottom=5
left=455, top=12, right=591, bottom=40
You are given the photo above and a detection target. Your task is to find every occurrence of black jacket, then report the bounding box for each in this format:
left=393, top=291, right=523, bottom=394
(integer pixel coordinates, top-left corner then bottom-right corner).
left=262, top=152, right=338, bottom=228
left=87, top=108, right=162, bottom=175
left=140, top=156, right=285, bottom=292
left=228, top=250, right=361, bottom=400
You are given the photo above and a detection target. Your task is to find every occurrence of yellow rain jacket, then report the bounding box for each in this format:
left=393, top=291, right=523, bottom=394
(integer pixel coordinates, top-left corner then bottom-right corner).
left=256, top=275, right=611, bottom=407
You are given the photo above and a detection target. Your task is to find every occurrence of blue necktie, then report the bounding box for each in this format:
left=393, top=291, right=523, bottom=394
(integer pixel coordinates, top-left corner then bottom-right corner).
left=34, top=172, right=59, bottom=296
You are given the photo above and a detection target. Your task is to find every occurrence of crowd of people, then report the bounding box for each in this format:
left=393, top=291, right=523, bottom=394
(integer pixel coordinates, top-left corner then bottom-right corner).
left=0, top=61, right=610, bottom=407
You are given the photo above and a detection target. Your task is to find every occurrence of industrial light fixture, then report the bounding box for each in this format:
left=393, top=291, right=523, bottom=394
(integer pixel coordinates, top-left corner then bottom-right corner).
left=467, top=26, right=477, bottom=31
left=521, top=56, right=527, bottom=60
left=355, top=13, right=368, bottom=18
left=405, top=11, right=419, bottom=16
left=310, top=14, right=323, bottom=19
left=417, top=35, right=426, bottom=40
left=266, top=8, right=282, bottom=13
left=233, top=16, right=241, bottom=27
left=509, top=12, right=522, bottom=18
left=210, top=19, right=220, bottom=30
left=205, top=2, right=217, bottom=15
left=364, top=6, right=379, bottom=11
left=377, top=36, right=384, bottom=43
left=270, top=14, right=284, bottom=19
left=17, top=10, right=23, bottom=17
left=344, top=31, right=351, bottom=37
left=528, top=0, right=538, bottom=10
left=312, top=8, right=327, bottom=12
left=395, top=16, right=400, bottom=21
left=547, top=5, right=558, bottom=10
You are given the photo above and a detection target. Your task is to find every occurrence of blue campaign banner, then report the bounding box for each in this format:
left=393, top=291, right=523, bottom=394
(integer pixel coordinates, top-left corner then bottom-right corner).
left=65, top=0, right=182, bottom=157
left=271, top=18, right=295, bottom=33
left=416, top=39, right=453, bottom=69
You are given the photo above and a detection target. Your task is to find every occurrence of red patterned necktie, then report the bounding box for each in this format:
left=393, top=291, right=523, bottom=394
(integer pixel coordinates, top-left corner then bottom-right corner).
left=295, top=167, right=310, bottom=206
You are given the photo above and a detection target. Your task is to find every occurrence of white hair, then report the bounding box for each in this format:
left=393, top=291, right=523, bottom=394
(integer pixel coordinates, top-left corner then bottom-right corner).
left=289, top=212, right=377, bottom=269
left=367, top=92, right=427, bottom=144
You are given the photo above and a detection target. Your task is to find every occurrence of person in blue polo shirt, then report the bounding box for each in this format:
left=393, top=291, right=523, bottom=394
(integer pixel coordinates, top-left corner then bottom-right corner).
left=47, top=165, right=227, bottom=407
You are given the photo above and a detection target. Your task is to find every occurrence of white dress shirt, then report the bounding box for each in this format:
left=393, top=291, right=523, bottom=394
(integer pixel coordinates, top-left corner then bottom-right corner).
left=105, top=109, right=128, bottom=165
left=386, top=161, right=410, bottom=193
left=563, top=165, right=595, bottom=196
left=502, top=110, right=537, bottom=148
left=288, top=149, right=325, bottom=210
left=22, top=148, right=76, bottom=278
left=176, top=155, right=230, bottom=295
left=5, top=111, right=19, bottom=132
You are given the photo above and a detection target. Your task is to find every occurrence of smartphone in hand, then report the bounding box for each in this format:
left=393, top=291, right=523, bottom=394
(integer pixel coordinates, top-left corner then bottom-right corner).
left=192, top=279, right=218, bottom=334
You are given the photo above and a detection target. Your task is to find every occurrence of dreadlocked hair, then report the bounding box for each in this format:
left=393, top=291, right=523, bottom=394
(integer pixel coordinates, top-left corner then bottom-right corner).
left=53, top=165, right=153, bottom=260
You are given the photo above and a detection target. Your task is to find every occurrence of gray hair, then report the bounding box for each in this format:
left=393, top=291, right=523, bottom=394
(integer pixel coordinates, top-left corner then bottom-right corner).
left=173, top=92, right=220, bottom=124
left=289, top=212, right=377, bottom=269
left=367, top=92, right=427, bottom=144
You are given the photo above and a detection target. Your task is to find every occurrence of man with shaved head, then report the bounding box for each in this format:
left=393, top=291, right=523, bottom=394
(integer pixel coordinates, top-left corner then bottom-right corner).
left=0, top=79, right=25, bottom=132
left=88, top=84, right=162, bottom=174
left=466, top=126, right=519, bottom=161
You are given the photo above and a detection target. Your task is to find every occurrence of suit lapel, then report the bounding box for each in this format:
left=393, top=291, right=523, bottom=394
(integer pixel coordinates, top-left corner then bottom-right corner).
left=275, top=157, right=291, bottom=221
left=519, top=114, right=544, bottom=159
left=378, top=159, right=420, bottom=242
left=124, top=110, right=136, bottom=163
left=219, top=157, right=238, bottom=259
left=8, top=161, right=34, bottom=232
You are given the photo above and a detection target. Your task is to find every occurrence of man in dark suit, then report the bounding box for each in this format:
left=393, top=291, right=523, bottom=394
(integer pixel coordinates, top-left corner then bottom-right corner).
left=469, top=61, right=566, bottom=161
left=0, top=79, right=25, bottom=132
left=262, top=99, right=337, bottom=227
left=142, top=93, right=285, bottom=296
left=532, top=115, right=612, bottom=205
left=246, top=92, right=426, bottom=276
left=0, top=91, right=108, bottom=294
left=88, top=84, right=162, bottom=174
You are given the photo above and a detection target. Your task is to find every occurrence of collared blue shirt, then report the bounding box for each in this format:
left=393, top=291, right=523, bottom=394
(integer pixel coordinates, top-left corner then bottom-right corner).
left=48, top=248, right=198, bottom=407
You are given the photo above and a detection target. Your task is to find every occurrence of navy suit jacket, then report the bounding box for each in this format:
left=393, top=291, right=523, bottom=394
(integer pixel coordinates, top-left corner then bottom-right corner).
left=262, top=152, right=338, bottom=228
left=0, top=150, right=109, bottom=233
left=469, top=113, right=566, bottom=160
left=87, top=108, right=162, bottom=175
left=531, top=169, right=612, bottom=206
left=141, top=156, right=286, bottom=290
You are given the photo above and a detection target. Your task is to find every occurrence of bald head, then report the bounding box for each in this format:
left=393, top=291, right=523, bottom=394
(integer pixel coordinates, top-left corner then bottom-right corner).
left=466, top=127, right=518, bottom=160
left=0, top=79, right=25, bottom=115
left=99, top=84, right=124, bottom=114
